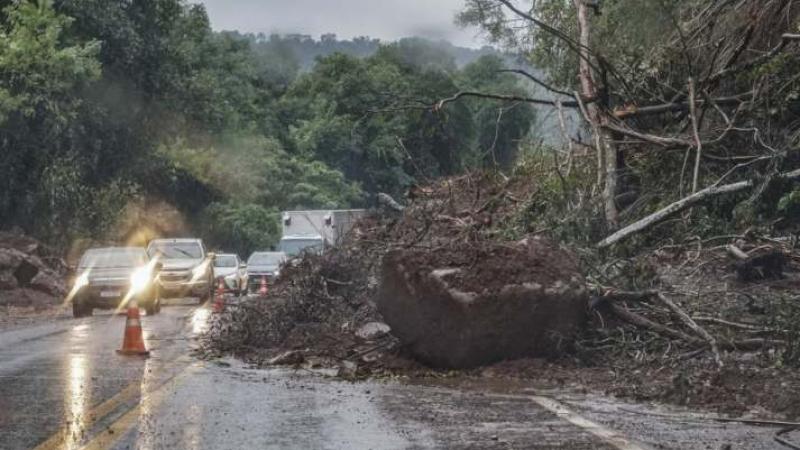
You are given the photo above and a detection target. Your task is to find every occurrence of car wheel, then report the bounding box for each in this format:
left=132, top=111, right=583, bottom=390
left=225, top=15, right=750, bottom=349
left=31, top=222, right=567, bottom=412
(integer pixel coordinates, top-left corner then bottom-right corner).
left=144, top=301, right=158, bottom=316
left=72, top=302, right=91, bottom=318
left=154, top=289, right=162, bottom=312
left=72, top=302, right=82, bottom=318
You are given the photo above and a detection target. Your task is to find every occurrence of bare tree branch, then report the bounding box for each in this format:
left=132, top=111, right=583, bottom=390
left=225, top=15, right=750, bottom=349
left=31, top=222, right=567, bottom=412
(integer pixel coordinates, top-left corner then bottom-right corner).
left=497, top=69, right=576, bottom=98
left=688, top=78, right=703, bottom=193
left=709, top=33, right=800, bottom=84
left=598, top=168, right=800, bottom=248
left=433, top=91, right=581, bottom=110
left=612, top=93, right=750, bottom=119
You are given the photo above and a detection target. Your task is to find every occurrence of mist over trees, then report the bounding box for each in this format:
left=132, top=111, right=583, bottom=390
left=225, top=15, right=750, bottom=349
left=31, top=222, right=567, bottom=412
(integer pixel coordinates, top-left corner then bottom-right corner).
left=0, top=0, right=536, bottom=255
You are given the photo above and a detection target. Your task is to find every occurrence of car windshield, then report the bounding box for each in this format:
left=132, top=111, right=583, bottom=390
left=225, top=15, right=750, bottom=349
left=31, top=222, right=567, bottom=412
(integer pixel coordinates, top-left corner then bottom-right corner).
left=214, top=255, right=237, bottom=267
left=79, top=248, right=147, bottom=269
left=279, top=239, right=323, bottom=257
left=248, top=253, right=285, bottom=266
left=148, top=242, right=203, bottom=259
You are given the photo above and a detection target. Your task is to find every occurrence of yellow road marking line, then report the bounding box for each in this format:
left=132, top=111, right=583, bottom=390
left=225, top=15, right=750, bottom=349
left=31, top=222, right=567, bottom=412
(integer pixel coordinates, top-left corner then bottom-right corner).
left=33, top=383, right=141, bottom=450
left=33, top=305, right=199, bottom=450
left=78, top=364, right=198, bottom=450
left=79, top=405, right=142, bottom=450
left=493, top=393, right=652, bottom=450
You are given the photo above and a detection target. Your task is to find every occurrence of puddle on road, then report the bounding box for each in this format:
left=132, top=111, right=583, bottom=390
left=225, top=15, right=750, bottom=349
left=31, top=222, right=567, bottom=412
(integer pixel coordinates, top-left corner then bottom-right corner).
left=190, top=307, right=211, bottom=335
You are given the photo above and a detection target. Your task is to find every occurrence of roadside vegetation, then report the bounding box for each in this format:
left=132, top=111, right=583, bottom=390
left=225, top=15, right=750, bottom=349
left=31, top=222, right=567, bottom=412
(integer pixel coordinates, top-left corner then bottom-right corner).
left=0, top=0, right=535, bottom=255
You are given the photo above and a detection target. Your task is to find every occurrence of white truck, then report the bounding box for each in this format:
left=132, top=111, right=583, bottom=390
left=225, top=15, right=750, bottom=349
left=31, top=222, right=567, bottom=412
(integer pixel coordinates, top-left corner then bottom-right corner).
left=278, top=210, right=366, bottom=256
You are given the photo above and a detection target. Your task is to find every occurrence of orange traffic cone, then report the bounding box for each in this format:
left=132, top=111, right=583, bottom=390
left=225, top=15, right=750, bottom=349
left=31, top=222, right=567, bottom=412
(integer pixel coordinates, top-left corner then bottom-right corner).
left=213, top=278, right=226, bottom=313
left=258, top=276, right=268, bottom=297
left=117, top=304, right=149, bottom=356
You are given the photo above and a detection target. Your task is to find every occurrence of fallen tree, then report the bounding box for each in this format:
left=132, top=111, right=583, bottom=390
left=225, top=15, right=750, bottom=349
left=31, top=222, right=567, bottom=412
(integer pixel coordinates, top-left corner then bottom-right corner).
left=597, top=168, right=800, bottom=248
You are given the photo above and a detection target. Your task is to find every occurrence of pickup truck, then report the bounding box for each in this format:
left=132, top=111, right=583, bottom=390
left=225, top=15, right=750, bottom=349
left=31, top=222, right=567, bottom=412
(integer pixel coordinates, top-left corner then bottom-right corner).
left=146, top=238, right=215, bottom=303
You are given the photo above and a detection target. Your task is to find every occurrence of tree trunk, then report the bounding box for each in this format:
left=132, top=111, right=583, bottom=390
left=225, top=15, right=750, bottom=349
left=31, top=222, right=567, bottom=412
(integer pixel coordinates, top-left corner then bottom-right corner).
left=574, top=0, right=619, bottom=228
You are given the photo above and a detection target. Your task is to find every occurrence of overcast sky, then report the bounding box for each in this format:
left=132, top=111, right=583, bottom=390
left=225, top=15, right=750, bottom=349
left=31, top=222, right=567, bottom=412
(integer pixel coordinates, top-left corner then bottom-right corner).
left=197, top=0, right=484, bottom=48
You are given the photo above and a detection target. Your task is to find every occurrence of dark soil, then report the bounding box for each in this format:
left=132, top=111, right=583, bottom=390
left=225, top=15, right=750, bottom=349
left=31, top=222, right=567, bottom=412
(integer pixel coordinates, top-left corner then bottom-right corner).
left=396, top=237, right=579, bottom=294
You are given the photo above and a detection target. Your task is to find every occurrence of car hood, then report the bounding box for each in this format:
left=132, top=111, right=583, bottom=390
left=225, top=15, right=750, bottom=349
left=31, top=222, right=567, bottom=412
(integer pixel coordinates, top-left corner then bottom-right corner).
left=247, top=264, right=278, bottom=274
left=84, top=267, right=135, bottom=283
left=213, top=267, right=238, bottom=277
left=160, top=259, right=203, bottom=271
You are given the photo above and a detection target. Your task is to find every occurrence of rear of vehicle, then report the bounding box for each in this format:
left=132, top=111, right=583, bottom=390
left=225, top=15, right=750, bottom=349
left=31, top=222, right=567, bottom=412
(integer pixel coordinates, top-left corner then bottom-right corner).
left=278, top=236, right=324, bottom=257
left=147, top=239, right=213, bottom=302
left=246, top=252, right=286, bottom=293
left=71, top=247, right=160, bottom=317
left=212, top=254, right=245, bottom=295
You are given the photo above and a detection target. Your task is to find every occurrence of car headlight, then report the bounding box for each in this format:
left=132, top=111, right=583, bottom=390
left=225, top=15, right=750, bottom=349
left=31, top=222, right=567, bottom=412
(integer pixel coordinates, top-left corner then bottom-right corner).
left=129, top=267, right=151, bottom=294
left=74, top=271, right=89, bottom=289
left=192, top=263, right=207, bottom=279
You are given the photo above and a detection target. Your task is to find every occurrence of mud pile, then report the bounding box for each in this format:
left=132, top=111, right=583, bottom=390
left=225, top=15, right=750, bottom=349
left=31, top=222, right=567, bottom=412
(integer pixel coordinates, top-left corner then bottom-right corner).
left=204, top=217, right=411, bottom=374
left=0, top=232, right=67, bottom=308
left=206, top=171, right=589, bottom=371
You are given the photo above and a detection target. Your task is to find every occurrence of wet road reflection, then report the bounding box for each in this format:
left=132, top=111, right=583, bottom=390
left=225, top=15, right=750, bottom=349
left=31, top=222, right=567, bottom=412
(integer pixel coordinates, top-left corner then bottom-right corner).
left=190, top=307, right=210, bottom=335
left=65, top=354, right=89, bottom=450
left=0, top=304, right=203, bottom=450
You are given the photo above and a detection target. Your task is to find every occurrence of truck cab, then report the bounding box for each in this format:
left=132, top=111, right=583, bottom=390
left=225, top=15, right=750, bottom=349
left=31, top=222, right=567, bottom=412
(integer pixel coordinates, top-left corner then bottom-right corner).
left=279, top=210, right=366, bottom=255
left=278, top=235, right=325, bottom=257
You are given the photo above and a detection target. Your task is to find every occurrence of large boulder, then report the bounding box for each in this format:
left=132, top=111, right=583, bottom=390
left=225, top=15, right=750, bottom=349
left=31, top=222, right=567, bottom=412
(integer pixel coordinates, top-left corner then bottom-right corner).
left=0, top=247, right=65, bottom=297
left=377, top=236, right=588, bottom=369
left=0, top=270, right=17, bottom=290
left=0, top=232, right=42, bottom=256
left=0, top=248, right=23, bottom=271
left=29, top=271, right=66, bottom=297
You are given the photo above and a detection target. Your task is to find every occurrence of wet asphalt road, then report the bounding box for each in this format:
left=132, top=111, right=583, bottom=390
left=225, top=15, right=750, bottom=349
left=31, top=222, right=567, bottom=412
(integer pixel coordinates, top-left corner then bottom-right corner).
left=0, top=300, right=793, bottom=450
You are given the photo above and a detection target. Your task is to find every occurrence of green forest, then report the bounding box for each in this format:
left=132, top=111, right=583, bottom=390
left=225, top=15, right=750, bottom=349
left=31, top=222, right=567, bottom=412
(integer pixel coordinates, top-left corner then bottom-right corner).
left=0, top=0, right=535, bottom=256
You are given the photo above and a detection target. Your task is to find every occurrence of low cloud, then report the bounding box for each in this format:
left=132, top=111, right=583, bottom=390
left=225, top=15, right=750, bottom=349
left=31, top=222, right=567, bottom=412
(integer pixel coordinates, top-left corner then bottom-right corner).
left=198, top=0, right=482, bottom=47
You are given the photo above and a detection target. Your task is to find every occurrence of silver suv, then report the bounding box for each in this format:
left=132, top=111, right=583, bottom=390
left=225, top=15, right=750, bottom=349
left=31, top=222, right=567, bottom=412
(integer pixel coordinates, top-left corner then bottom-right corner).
left=146, top=238, right=215, bottom=303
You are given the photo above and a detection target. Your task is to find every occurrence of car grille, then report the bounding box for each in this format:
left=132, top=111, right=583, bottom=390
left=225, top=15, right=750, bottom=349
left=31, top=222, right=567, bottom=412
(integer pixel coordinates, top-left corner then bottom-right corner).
left=160, top=272, right=190, bottom=283
left=248, top=274, right=274, bottom=289
left=88, top=278, right=129, bottom=287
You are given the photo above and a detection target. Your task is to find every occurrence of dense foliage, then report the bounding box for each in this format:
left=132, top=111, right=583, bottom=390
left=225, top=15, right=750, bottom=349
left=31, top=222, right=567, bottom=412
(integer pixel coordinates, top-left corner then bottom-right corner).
left=460, top=0, right=800, bottom=246
left=0, top=0, right=536, bottom=255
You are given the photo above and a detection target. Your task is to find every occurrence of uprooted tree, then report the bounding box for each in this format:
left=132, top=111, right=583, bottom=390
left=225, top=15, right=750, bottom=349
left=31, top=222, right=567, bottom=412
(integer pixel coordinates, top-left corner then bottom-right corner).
left=453, top=0, right=800, bottom=247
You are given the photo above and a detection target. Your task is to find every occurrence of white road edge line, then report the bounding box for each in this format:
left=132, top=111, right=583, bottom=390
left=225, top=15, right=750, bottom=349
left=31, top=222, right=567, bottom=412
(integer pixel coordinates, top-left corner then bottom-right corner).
left=493, top=393, right=653, bottom=450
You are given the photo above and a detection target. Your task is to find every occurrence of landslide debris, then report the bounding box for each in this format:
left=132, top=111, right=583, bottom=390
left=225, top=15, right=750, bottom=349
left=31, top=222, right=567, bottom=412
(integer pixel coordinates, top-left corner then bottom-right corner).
left=0, top=231, right=67, bottom=309
left=204, top=171, right=587, bottom=372
left=204, top=169, right=800, bottom=420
